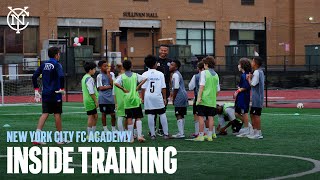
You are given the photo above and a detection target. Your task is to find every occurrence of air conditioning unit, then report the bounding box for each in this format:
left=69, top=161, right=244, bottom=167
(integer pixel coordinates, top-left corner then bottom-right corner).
left=23, top=58, right=38, bottom=71
left=107, top=52, right=121, bottom=65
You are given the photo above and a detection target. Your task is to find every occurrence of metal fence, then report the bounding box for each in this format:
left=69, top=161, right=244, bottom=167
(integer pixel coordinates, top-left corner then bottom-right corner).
left=1, top=55, right=319, bottom=107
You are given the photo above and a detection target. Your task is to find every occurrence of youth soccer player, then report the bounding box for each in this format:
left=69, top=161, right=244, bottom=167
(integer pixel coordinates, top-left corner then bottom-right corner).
left=188, top=61, right=204, bottom=137
left=169, top=60, right=188, bottom=139
left=97, top=60, right=116, bottom=132
left=32, top=47, right=65, bottom=145
left=141, top=55, right=170, bottom=140
left=114, top=60, right=147, bottom=142
left=81, top=62, right=99, bottom=137
left=216, top=103, right=243, bottom=135
left=246, top=57, right=265, bottom=139
left=194, top=56, right=220, bottom=142
left=233, top=58, right=253, bottom=137
left=113, top=63, right=125, bottom=131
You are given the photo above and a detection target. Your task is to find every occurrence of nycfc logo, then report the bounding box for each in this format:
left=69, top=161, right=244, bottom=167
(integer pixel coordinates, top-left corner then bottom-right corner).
left=7, top=7, right=29, bottom=34
left=44, top=63, right=55, bottom=70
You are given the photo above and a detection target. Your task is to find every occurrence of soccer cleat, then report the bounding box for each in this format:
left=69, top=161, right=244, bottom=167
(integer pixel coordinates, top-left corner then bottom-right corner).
left=207, top=137, right=213, bottom=142
left=248, top=134, right=264, bottom=139
left=138, top=136, right=146, bottom=142
left=190, top=133, right=199, bottom=138
left=172, top=133, right=185, bottom=139
left=212, top=133, right=217, bottom=139
left=150, top=135, right=156, bottom=140
left=157, top=129, right=164, bottom=137
left=203, top=135, right=208, bottom=140
left=32, top=141, right=46, bottom=145
left=193, top=135, right=204, bottom=142
left=163, top=134, right=171, bottom=140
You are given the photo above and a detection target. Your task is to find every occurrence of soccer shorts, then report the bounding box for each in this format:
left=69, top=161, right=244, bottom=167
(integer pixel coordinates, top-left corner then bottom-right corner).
left=42, top=102, right=62, bottom=114
left=145, top=108, right=166, bottom=115
left=235, top=107, right=249, bottom=114
left=196, top=105, right=216, bottom=117
left=87, top=108, right=97, bottom=115
left=125, top=105, right=143, bottom=119
left=250, top=107, right=262, bottom=116
left=174, top=107, right=187, bottom=116
left=99, top=104, right=115, bottom=114
left=231, top=120, right=243, bottom=132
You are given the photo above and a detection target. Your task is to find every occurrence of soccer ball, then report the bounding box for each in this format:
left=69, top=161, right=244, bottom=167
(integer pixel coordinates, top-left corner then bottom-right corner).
left=297, top=103, right=304, bottom=109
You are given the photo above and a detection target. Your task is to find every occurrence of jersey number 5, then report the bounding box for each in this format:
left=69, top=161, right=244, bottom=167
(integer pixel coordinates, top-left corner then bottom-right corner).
left=150, top=82, right=155, bottom=93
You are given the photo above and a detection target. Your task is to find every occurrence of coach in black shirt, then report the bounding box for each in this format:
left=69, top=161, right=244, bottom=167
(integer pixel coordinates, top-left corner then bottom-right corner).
left=155, top=45, right=172, bottom=136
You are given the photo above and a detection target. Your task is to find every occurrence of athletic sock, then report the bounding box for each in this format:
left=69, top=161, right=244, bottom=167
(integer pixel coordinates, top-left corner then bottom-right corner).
left=194, top=120, right=199, bottom=134
left=148, top=114, right=156, bottom=136
left=205, top=128, right=209, bottom=135
left=159, top=113, right=169, bottom=135
left=117, top=117, right=124, bottom=131
left=112, top=126, right=116, bottom=131
left=128, top=124, right=134, bottom=140
left=103, top=126, right=108, bottom=132
left=87, top=127, right=92, bottom=136
left=136, top=120, right=142, bottom=137
left=177, top=119, right=184, bottom=135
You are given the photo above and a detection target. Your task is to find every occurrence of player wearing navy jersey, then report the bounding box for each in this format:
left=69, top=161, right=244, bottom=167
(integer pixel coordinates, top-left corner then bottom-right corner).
left=32, top=47, right=65, bottom=145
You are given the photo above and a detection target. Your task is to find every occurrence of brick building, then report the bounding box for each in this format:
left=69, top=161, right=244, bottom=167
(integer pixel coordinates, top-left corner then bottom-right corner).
left=0, top=0, right=319, bottom=72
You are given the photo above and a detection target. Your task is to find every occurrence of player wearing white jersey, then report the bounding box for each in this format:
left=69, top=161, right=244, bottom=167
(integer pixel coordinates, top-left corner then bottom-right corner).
left=141, top=55, right=170, bottom=140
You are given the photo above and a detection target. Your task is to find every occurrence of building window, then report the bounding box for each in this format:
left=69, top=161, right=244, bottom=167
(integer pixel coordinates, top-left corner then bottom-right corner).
left=0, top=27, right=4, bottom=53
left=5, top=29, right=23, bottom=53
left=58, top=27, right=102, bottom=53
left=23, top=27, right=38, bottom=53
left=0, top=26, right=38, bottom=54
left=241, top=0, right=254, bottom=5
left=176, top=28, right=215, bottom=56
left=189, top=0, right=203, bottom=3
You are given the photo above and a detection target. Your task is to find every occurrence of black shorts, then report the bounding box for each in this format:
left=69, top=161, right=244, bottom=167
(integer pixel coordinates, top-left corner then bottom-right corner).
left=250, top=107, right=262, bottom=116
left=193, top=102, right=197, bottom=115
left=87, top=108, right=97, bottom=115
left=196, top=105, right=216, bottom=117
left=145, top=108, right=166, bottom=115
left=99, top=104, right=115, bottom=114
left=125, top=105, right=143, bottom=119
left=175, top=107, right=187, bottom=116
left=42, top=101, right=62, bottom=114
left=235, top=107, right=249, bottom=114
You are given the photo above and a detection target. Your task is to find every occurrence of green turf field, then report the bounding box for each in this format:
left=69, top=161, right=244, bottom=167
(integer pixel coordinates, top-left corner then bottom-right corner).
left=0, top=102, right=320, bottom=180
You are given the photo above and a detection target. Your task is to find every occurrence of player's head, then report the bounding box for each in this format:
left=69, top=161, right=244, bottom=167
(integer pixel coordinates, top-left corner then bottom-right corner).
left=216, top=105, right=223, bottom=114
left=84, top=62, right=97, bottom=75
left=238, top=58, right=252, bottom=73
left=252, top=56, right=263, bottom=70
left=169, top=60, right=181, bottom=72
left=116, top=63, right=123, bottom=72
left=98, top=60, right=108, bottom=73
left=202, top=56, right=216, bottom=69
left=159, top=44, right=169, bottom=59
left=122, top=60, right=132, bottom=71
left=144, top=55, right=157, bottom=69
left=197, top=61, right=205, bottom=72
left=48, top=47, right=61, bottom=60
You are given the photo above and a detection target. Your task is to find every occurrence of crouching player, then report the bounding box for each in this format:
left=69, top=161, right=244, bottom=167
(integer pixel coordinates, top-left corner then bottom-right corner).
left=216, top=103, right=243, bottom=135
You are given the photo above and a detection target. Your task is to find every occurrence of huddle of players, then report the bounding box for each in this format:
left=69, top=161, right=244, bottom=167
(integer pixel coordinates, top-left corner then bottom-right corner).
left=32, top=47, right=264, bottom=144
left=81, top=55, right=187, bottom=142
left=81, top=55, right=265, bottom=142
left=190, top=57, right=265, bottom=140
